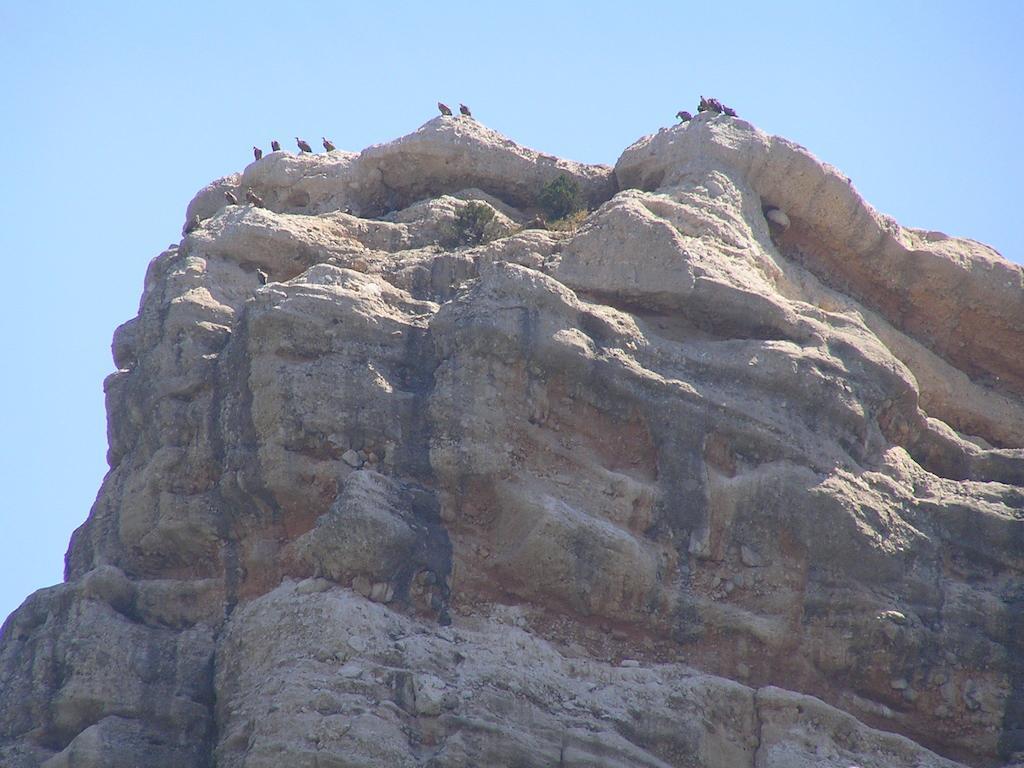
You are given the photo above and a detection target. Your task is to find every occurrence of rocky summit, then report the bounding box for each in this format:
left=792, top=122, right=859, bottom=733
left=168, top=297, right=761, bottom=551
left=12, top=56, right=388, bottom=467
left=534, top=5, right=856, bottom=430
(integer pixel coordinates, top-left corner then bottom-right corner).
left=2, top=112, right=1023, bottom=768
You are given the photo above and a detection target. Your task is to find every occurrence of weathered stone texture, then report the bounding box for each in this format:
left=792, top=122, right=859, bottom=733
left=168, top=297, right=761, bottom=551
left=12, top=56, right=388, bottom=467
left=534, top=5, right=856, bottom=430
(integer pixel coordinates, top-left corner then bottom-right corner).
left=2, top=111, right=1022, bottom=767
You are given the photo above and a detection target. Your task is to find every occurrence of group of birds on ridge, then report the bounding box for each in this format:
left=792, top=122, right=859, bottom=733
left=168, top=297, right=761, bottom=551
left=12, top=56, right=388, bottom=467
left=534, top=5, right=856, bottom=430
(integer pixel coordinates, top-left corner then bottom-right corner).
left=186, top=102, right=479, bottom=234
left=675, top=95, right=737, bottom=123
left=219, top=135, right=345, bottom=219
left=438, top=102, right=472, bottom=117
left=184, top=97, right=739, bottom=237
left=246, top=103, right=473, bottom=164
left=239, top=95, right=726, bottom=169
left=252, top=136, right=336, bottom=163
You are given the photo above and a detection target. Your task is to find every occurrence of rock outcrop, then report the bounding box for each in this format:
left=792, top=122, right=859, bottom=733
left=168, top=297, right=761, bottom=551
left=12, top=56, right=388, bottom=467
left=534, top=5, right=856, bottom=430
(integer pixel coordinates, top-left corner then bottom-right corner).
left=2, top=112, right=1022, bottom=768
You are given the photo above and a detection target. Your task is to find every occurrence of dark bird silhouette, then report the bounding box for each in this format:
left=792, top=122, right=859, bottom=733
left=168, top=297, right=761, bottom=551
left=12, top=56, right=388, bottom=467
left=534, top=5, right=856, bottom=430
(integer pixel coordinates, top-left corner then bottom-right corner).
left=271, top=140, right=281, bottom=152
left=184, top=214, right=201, bottom=234
left=224, top=190, right=239, bottom=205
left=245, top=188, right=265, bottom=208
left=676, top=110, right=693, bottom=122
left=256, top=268, right=268, bottom=286
left=253, top=146, right=263, bottom=161
left=296, top=137, right=313, bottom=153
left=323, top=137, right=336, bottom=152
left=459, top=103, right=472, bottom=117
left=707, top=98, right=724, bottom=114
left=438, top=102, right=453, bottom=116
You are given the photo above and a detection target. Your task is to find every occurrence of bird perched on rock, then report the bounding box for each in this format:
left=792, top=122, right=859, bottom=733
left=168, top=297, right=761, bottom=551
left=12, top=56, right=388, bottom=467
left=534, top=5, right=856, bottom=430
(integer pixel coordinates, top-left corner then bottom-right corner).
left=698, top=96, right=725, bottom=114
left=438, top=102, right=453, bottom=116
left=322, top=137, right=336, bottom=152
left=676, top=110, right=692, bottom=122
left=271, top=140, right=281, bottom=152
left=296, top=137, right=313, bottom=153
left=184, top=214, right=201, bottom=234
left=253, top=146, right=263, bottom=161
left=224, top=190, right=239, bottom=205
left=459, top=103, right=472, bottom=117
left=245, top=188, right=265, bottom=208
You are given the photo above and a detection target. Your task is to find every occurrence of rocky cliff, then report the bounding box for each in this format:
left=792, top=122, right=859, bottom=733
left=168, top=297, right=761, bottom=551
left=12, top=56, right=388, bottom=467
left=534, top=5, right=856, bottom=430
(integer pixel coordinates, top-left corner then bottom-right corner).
left=2, top=112, right=1023, bottom=768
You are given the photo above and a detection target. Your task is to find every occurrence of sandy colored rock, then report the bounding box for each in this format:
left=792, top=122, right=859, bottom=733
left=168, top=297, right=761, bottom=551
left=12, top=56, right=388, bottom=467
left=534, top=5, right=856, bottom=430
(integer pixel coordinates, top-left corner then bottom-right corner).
left=3, top=115, right=1023, bottom=767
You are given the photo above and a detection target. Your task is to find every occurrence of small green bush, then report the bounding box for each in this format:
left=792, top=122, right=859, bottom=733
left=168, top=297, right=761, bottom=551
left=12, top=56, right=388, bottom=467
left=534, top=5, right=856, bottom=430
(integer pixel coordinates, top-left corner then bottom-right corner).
left=443, top=201, right=496, bottom=247
left=538, top=174, right=585, bottom=221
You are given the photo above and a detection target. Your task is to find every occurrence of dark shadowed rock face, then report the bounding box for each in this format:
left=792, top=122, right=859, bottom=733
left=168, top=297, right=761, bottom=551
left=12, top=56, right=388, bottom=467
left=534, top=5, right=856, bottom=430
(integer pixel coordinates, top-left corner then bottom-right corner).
left=3, top=112, right=1023, bottom=768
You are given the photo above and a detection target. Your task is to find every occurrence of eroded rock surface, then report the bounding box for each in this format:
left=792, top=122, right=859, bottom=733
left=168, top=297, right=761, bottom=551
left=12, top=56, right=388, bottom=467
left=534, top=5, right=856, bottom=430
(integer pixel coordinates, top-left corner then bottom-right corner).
left=3, top=111, right=1023, bottom=767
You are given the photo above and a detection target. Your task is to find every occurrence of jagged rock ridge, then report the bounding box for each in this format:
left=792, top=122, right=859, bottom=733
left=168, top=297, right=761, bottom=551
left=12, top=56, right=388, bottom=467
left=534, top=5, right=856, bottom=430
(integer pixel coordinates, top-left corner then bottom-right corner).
left=2, top=112, right=1023, bottom=768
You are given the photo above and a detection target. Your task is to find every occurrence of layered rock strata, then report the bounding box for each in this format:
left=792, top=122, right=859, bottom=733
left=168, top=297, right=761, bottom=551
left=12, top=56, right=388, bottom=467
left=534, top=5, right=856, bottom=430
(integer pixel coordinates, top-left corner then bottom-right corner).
left=2, top=113, right=1022, bottom=768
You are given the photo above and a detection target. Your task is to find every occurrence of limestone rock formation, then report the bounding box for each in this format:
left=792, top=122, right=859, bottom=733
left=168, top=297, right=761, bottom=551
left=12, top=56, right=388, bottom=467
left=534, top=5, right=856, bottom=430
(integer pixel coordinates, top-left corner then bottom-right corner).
left=2, top=111, right=1023, bottom=768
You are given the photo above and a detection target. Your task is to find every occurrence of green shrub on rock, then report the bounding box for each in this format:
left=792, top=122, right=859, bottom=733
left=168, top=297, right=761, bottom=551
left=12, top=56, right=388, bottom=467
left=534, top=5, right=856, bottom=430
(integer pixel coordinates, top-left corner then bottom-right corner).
left=538, top=174, right=585, bottom=221
left=443, top=201, right=497, bottom=247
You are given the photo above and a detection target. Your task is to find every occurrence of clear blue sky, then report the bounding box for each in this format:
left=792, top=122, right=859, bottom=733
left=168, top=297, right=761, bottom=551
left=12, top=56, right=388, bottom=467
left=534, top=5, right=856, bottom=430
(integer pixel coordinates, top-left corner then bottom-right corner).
left=1, top=1, right=1021, bottom=625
